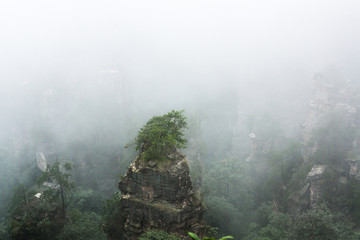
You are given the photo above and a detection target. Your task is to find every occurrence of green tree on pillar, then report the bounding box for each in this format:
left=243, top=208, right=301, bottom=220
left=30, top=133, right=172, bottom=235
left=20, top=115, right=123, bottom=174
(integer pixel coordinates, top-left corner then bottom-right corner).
left=135, top=110, right=188, bottom=162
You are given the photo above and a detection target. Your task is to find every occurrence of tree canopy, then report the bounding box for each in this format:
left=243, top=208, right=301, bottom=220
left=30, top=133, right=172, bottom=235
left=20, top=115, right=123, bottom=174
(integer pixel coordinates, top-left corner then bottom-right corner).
left=135, top=110, right=188, bottom=162
left=37, top=161, right=74, bottom=216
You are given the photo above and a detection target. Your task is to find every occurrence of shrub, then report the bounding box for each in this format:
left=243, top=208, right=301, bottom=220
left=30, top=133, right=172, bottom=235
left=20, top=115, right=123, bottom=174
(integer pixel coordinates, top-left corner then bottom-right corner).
left=139, top=230, right=181, bottom=240
left=135, top=110, right=188, bottom=162
left=58, top=210, right=107, bottom=240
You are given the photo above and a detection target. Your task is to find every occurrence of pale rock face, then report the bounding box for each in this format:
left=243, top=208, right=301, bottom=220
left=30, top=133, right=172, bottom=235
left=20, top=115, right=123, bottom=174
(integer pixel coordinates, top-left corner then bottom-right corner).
left=307, top=165, right=326, bottom=179
left=117, top=152, right=205, bottom=240
left=246, top=133, right=257, bottom=162
left=307, top=165, right=327, bottom=205
left=347, top=159, right=360, bottom=180
left=34, top=193, right=42, bottom=198
left=303, top=76, right=357, bottom=161
left=290, top=76, right=360, bottom=212
left=36, top=151, right=47, bottom=172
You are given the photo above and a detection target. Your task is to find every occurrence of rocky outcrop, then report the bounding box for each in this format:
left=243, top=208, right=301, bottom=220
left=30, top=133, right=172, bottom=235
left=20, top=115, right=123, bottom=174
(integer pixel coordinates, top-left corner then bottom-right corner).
left=347, top=158, right=360, bottom=180
left=289, top=73, right=360, bottom=211
left=118, top=152, right=205, bottom=240
left=302, top=73, right=357, bottom=161
left=289, top=73, right=359, bottom=211
left=307, top=165, right=328, bottom=205
left=35, top=151, right=47, bottom=172
left=245, top=133, right=257, bottom=162
left=287, top=183, right=310, bottom=213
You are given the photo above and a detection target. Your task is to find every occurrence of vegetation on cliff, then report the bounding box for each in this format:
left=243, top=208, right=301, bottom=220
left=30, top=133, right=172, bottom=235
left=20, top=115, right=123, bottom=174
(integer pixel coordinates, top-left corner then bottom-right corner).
left=3, top=95, right=360, bottom=239
left=135, top=110, right=188, bottom=162
left=37, top=161, right=74, bottom=217
left=5, top=161, right=107, bottom=240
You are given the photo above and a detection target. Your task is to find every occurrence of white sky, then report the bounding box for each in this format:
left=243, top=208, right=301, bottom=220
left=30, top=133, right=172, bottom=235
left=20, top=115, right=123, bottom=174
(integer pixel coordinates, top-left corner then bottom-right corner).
left=0, top=0, right=359, bottom=89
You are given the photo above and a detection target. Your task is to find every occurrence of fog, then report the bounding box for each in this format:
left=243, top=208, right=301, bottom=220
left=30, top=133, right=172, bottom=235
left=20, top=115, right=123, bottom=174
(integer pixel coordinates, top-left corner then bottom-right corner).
left=1, top=1, right=358, bottom=120
left=1, top=0, right=360, bottom=237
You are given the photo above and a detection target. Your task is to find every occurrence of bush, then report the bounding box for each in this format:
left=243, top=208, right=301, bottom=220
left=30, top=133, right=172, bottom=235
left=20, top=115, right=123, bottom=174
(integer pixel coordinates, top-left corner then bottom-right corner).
left=246, top=203, right=359, bottom=240
left=58, top=210, right=107, bottom=240
left=135, top=110, right=188, bottom=162
left=311, top=110, right=355, bottom=165
left=204, top=196, right=243, bottom=237
left=246, top=203, right=290, bottom=240
left=291, top=203, right=357, bottom=240
left=102, top=192, right=123, bottom=240
left=0, top=219, right=11, bottom=240
left=188, top=231, right=233, bottom=240
left=139, top=230, right=181, bottom=240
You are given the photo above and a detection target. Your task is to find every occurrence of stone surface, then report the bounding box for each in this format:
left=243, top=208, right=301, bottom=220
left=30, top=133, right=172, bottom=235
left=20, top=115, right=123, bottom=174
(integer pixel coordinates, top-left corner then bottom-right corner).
left=287, top=183, right=310, bottom=214
left=307, top=165, right=328, bottom=205
left=118, top=152, right=205, bottom=240
left=302, top=74, right=357, bottom=161
left=36, top=151, right=47, bottom=172
left=307, top=165, right=326, bottom=179
left=246, top=133, right=257, bottom=162
left=290, top=74, right=360, bottom=211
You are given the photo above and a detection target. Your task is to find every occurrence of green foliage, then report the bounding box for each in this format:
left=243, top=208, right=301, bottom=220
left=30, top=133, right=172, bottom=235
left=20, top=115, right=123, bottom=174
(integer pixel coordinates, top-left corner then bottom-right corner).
left=0, top=146, right=17, bottom=218
left=253, top=203, right=273, bottom=228
left=139, top=230, right=181, bottom=240
left=66, top=188, right=107, bottom=213
left=246, top=204, right=290, bottom=240
left=257, top=212, right=289, bottom=240
left=246, top=203, right=359, bottom=240
left=7, top=165, right=112, bottom=240
left=0, top=219, right=11, bottom=240
left=286, top=160, right=314, bottom=195
left=311, top=110, right=355, bottom=165
left=38, top=161, right=75, bottom=216
left=188, top=231, right=234, bottom=240
left=135, top=110, right=188, bottom=162
left=204, top=196, right=244, bottom=238
left=262, top=141, right=303, bottom=205
left=189, top=232, right=201, bottom=240
left=205, top=225, right=219, bottom=239
left=203, top=158, right=255, bottom=238
left=201, top=130, right=360, bottom=240
left=333, top=178, right=360, bottom=225
left=63, top=138, right=123, bottom=193
left=9, top=184, right=29, bottom=215
left=102, top=191, right=122, bottom=222
left=102, top=192, right=123, bottom=240
left=8, top=194, right=66, bottom=240
left=7, top=161, right=75, bottom=239
left=57, top=210, right=107, bottom=240
left=291, top=203, right=340, bottom=240
left=38, top=161, right=73, bottom=188
left=67, top=188, right=94, bottom=210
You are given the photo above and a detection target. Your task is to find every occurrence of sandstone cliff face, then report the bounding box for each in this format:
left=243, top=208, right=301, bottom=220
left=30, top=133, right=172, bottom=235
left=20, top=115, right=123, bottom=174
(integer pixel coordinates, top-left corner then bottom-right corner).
left=303, top=74, right=357, bottom=161
left=307, top=165, right=328, bottom=205
left=288, top=74, right=360, bottom=211
left=118, top=152, right=205, bottom=240
left=289, top=74, right=360, bottom=210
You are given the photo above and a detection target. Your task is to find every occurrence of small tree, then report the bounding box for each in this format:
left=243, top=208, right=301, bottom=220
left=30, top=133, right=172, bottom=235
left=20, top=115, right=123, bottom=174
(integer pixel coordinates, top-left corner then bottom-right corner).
left=38, top=160, right=74, bottom=217
left=135, top=110, right=188, bottom=162
left=290, top=203, right=355, bottom=240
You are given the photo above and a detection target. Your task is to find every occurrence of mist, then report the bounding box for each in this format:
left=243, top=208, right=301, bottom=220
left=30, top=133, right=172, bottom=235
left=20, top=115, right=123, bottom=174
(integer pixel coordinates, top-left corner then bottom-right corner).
left=1, top=0, right=359, bottom=137
left=1, top=0, right=360, bottom=239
